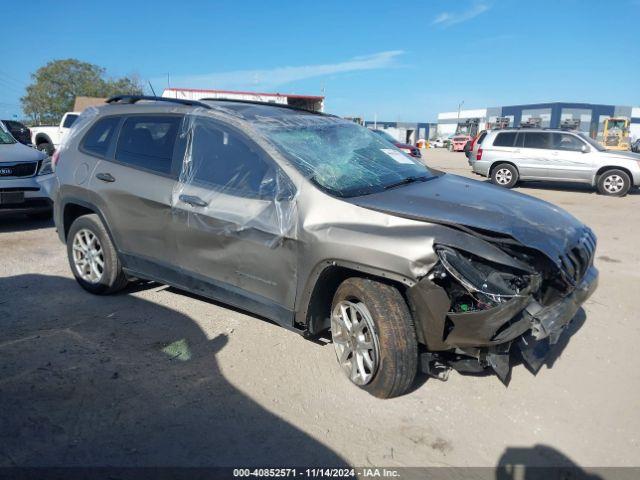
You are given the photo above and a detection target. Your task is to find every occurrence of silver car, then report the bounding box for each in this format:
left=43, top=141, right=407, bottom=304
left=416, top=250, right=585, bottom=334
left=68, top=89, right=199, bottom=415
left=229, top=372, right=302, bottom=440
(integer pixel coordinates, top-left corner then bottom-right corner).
left=469, top=128, right=640, bottom=196
left=0, top=122, right=55, bottom=217
left=53, top=96, right=598, bottom=398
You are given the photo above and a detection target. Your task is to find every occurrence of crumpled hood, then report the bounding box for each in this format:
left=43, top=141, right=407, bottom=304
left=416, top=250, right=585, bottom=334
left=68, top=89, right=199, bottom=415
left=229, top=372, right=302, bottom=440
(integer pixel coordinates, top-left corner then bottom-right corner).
left=348, top=174, right=587, bottom=262
left=0, top=142, right=45, bottom=163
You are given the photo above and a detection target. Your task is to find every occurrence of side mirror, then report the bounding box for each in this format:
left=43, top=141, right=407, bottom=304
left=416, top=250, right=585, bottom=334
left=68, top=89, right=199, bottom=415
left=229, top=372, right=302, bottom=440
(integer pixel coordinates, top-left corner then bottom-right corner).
left=581, top=144, right=590, bottom=153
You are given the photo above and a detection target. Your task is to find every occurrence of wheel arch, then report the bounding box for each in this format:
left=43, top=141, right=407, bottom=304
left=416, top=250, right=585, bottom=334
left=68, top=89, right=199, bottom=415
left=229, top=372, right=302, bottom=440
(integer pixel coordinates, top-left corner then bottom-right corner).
left=60, top=198, right=118, bottom=251
left=296, top=260, right=413, bottom=335
left=489, top=160, right=520, bottom=177
left=593, top=165, right=633, bottom=186
left=34, top=133, right=52, bottom=146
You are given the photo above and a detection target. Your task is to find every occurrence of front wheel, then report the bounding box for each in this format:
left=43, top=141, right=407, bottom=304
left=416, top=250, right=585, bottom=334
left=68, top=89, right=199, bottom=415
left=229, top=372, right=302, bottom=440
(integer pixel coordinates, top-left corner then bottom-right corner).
left=330, top=278, right=418, bottom=398
left=491, top=163, right=519, bottom=188
left=66, top=214, right=128, bottom=294
left=597, top=169, right=631, bottom=196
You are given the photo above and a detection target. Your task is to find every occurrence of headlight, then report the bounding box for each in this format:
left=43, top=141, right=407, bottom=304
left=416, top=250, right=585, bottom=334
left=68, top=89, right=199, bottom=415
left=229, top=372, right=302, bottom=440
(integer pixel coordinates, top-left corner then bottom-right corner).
left=430, top=246, right=539, bottom=312
left=37, top=157, right=53, bottom=176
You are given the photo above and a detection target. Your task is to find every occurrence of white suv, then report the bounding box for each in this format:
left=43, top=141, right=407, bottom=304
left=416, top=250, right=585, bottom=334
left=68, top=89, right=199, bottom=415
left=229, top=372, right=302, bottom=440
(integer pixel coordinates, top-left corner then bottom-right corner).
left=469, top=129, right=640, bottom=196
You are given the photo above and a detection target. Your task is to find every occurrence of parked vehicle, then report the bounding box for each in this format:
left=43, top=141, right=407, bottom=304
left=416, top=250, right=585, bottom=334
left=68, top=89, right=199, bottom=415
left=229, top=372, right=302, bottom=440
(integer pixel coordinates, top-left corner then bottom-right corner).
left=1, top=120, right=32, bottom=146
left=54, top=96, right=598, bottom=398
left=0, top=122, right=54, bottom=218
left=600, top=117, right=630, bottom=151
left=31, top=111, right=80, bottom=155
left=469, top=128, right=640, bottom=196
left=631, top=138, right=640, bottom=153
left=430, top=138, right=446, bottom=148
left=465, top=130, right=490, bottom=159
left=371, top=129, right=421, bottom=158
left=449, top=135, right=472, bottom=152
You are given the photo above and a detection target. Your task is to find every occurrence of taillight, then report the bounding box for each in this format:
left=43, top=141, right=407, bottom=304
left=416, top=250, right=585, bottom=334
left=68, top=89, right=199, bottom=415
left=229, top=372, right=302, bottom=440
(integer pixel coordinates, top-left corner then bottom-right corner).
left=52, top=150, right=60, bottom=169
left=476, top=148, right=483, bottom=161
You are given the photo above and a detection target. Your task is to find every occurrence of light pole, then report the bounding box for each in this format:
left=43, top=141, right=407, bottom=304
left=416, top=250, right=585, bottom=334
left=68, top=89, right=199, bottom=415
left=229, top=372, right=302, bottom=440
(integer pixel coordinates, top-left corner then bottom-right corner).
left=457, top=100, right=465, bottom=121
left=457, top=100, right=465, bottom=134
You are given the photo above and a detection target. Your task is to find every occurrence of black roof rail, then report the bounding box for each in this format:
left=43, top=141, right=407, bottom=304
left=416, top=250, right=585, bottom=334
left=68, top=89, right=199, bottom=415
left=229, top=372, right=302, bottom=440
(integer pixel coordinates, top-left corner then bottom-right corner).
left=105, top=95, right=212, bottom=109
left=199, top=97, right=329, bottom=115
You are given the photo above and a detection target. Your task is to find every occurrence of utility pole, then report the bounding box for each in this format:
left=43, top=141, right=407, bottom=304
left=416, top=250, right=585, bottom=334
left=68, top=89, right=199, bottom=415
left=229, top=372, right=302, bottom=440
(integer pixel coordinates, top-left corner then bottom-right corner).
left=457, top=100, right=465, bottom=134
left=457, top=100, right=465, bottom=121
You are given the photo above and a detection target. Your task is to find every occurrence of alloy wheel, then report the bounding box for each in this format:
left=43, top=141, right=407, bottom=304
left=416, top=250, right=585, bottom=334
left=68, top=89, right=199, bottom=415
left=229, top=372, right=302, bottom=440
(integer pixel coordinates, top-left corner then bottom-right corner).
left=331, top=300, right=380, bottom=385
left=603, top=174, right=624, bottom=194
left=72, top=229, right=104, bottom=284
left=495, top=168, right=513, bottom=185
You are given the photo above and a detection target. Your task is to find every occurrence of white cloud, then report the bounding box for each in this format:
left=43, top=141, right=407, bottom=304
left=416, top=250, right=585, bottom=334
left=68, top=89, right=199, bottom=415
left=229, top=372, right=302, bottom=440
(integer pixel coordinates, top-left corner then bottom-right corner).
left=158, top=50, right=405, bottom=90
left=432, top=2, right=490, bottom=27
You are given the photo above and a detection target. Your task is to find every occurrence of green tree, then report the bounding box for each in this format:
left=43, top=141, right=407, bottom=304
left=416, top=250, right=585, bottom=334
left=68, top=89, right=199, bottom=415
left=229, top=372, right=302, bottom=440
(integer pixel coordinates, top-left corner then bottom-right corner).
left=21, top=59, right=143, bottom=124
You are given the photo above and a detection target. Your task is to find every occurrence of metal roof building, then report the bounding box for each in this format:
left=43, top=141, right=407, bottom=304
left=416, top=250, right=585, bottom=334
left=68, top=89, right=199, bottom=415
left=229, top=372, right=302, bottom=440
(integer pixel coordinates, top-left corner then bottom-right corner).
left=437, top=102, right=640, bottom=141
left=162, top=87, right=325, bottom=112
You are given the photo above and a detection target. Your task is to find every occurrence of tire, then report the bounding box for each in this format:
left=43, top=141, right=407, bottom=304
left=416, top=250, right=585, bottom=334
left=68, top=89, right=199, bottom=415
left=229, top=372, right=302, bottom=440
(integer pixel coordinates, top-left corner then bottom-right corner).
left=330, top=277, right=418, bottom=398
left=491, top=163, right=519, bottom=188
left=37, top=142, right=54, bottom=156
left=66, top=214, right=128, bottom=294
left=596, top=169, right=631, bottom=197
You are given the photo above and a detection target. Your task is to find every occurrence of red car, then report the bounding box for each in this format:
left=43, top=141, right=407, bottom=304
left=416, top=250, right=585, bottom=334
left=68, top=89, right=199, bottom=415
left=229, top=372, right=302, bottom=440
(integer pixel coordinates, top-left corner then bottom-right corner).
left=450, top=134, right=472, bottom=152
left=372, top=130, right=421, bottom=158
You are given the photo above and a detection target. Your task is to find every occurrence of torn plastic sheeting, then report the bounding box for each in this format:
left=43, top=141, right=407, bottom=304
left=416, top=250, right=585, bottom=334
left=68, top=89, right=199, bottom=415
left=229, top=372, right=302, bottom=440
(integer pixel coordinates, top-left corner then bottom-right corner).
left=171, top=109, right=298, bottom=244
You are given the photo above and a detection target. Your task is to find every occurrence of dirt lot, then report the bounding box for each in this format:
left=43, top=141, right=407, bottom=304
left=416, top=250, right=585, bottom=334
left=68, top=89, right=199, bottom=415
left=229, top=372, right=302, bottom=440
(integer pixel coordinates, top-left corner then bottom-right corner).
left=1, top=149, right=639, bottom=471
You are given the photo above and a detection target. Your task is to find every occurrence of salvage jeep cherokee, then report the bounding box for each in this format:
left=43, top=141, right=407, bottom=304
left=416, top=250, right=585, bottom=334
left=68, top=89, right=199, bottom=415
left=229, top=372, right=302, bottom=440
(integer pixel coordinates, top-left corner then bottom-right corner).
left=53, top=96, right=598, bottom=398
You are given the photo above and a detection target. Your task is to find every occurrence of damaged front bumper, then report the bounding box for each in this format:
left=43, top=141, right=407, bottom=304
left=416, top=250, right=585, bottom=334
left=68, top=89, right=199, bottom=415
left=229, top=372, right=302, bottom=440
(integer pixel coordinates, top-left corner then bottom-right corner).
left=409, top=265, right=598, bottom=383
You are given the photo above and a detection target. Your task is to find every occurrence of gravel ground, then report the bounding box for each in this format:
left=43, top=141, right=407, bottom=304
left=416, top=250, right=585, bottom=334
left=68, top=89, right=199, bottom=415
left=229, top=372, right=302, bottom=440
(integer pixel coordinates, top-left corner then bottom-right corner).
left=1, top=149, right=639, bottom=471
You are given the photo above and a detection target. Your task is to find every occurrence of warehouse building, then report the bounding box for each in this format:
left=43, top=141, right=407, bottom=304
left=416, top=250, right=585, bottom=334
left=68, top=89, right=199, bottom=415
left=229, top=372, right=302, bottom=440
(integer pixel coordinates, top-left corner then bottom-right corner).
left=437, top=102, right=640, bottom=141
left=363, top=120, right=437, bottom=145
left=162, top=87, right=325, bottom=112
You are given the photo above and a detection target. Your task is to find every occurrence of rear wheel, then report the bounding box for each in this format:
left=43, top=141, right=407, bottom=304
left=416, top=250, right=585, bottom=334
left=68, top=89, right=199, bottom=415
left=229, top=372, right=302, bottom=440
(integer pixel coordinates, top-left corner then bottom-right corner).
left=37, top=142, right=54, bottom=156
left=330, top=277, right=418, bottom=398
left=597, top=169, right=631, bottom=197
left=66, top=214, right=128, bottom=294
left=491, top=163, right=519, bottom=188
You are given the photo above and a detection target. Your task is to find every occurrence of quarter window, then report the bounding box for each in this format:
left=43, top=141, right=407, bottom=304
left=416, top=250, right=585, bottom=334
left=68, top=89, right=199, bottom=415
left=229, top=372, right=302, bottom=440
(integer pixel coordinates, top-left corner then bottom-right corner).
left=492, top=132, right=517, bottom=147
left=523, top=132, right=552, bottom=149
left=115, top=116, right=181, bottom=174
left=82, top=117, right=121, bottom=157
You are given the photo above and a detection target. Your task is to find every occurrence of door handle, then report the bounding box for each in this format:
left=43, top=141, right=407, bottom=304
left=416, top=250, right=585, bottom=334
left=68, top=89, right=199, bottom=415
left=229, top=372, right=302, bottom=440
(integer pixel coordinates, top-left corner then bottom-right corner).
left=179, top=194, right=208, bottom=207
left=96, top=172, right=115, bottom=182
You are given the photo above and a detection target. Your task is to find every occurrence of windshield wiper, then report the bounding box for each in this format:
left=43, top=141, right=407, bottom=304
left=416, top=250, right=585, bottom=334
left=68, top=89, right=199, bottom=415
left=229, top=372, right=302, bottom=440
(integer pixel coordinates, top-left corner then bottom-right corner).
left=383, top=175, right=430, bottom=191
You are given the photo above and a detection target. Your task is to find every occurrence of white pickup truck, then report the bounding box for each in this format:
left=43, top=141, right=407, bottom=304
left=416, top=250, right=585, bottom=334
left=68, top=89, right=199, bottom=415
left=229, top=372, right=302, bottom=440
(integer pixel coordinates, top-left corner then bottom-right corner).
left=31, top=112, right=80, bottom=155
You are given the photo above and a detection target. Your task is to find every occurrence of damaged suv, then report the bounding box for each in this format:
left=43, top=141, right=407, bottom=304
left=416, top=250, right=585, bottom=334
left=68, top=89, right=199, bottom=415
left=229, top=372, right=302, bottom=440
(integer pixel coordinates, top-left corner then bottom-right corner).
left=53, top=96, right=598, bottom=398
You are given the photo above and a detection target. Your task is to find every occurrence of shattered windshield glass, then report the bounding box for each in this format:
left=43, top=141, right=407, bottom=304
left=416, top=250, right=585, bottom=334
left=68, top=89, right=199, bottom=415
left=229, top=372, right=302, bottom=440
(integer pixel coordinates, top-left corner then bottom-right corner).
left=259, top=118, right=435, bottom=197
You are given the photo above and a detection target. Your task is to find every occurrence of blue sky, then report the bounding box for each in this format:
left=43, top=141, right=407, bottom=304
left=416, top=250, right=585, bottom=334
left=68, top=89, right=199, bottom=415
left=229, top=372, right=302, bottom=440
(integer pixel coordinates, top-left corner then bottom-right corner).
left=1, top=0, right=639, bottom=122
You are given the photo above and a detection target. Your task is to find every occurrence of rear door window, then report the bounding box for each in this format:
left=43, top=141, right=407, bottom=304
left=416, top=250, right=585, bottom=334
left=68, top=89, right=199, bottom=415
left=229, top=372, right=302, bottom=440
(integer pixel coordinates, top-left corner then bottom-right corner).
left=115, top=115, right=181, bottom=175
left=82, top=116, right=121, bottom=157
left=523, top=132, right=552, bottom=149
left=492, top=132, right=517, bottom=147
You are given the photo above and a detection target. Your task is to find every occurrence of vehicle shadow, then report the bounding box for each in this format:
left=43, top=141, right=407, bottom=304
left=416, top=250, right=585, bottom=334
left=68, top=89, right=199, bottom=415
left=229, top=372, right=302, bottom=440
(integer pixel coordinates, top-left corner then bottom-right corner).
left=0, top=214, right=54, bottom=233
left=0, top=274, right=347, bottom=467
left=496, top=444, right=603, bottom=480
